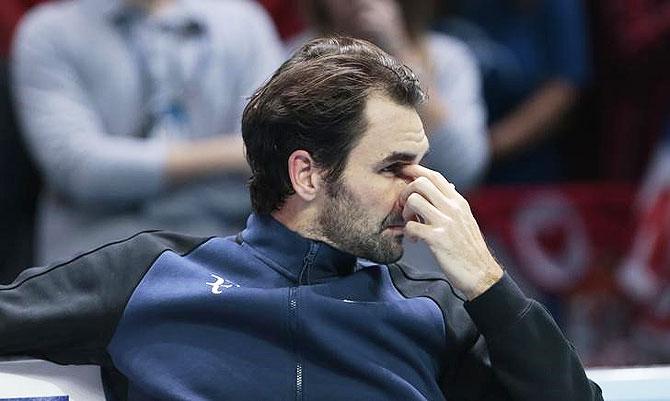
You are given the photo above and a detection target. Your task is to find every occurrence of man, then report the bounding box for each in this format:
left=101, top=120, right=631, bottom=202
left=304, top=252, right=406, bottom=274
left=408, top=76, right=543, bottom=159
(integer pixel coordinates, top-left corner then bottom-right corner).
left=11, top=0, right=282, bottom=263
left=0, top=37, right=602, bottom=400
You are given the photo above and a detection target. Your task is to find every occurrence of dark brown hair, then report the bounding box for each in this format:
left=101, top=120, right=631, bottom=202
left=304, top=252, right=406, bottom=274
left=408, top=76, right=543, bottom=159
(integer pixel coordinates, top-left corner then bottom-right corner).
left=242, top=36, right=425, bottom=214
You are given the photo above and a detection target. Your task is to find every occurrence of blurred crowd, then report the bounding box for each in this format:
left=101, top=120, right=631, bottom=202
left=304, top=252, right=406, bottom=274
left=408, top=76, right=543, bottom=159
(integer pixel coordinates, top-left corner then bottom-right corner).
left=0, top=0, right=669, bottom=367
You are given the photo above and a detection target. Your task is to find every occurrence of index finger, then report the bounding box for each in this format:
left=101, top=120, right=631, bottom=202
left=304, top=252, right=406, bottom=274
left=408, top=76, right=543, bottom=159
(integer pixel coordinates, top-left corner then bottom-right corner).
left=401, top=164, right=457, bottom=196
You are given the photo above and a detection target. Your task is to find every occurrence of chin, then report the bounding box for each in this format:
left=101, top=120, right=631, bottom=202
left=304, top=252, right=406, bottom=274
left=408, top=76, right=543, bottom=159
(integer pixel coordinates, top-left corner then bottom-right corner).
left=366, top=244, right=404, bottom=264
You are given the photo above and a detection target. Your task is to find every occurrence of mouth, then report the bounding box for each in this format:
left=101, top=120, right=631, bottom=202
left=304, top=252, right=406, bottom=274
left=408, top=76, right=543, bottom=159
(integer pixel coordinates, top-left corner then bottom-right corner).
left=381, top=212, right=406, bottom=233
left=383, top=224, right=406, bottom=234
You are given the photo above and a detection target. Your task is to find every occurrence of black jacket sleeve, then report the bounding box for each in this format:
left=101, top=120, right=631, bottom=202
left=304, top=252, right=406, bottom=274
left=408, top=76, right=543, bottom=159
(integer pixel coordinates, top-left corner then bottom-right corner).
left=388, top=263, right=602, bottom=401
left=0, top=230, right=210, bottom=366
left=444, top=274, right=603, bottom=400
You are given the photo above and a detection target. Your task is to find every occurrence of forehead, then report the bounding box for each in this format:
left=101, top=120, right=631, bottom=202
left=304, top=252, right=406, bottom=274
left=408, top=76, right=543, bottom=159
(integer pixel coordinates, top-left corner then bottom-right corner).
left=348, top=94, right=428, bottom=164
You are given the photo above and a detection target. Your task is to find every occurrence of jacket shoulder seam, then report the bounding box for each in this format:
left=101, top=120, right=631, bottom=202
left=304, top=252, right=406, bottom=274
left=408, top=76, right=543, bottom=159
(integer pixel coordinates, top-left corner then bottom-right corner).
left=1, top=230, right=213, bottom=291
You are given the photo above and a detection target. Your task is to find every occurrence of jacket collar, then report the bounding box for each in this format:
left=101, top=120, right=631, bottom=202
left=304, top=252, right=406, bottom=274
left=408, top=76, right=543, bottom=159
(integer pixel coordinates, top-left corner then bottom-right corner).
left=241, top=214, right=358, bottom=284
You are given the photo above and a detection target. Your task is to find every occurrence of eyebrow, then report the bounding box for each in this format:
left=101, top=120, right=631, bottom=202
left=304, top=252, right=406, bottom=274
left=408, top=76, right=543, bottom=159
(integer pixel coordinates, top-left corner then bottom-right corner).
left=375, top=151, right=423, bottom=168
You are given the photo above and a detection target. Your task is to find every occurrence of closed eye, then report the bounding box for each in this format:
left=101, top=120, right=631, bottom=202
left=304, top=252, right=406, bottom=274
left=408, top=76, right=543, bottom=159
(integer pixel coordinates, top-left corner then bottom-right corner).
left=380, top=162, right=407, bottom=174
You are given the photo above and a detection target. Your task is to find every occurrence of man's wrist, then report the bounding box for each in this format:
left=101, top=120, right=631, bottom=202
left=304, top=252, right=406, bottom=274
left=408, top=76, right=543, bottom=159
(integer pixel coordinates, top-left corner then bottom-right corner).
left=464, top=264, right=504, bottom=301
left=464, top=273, right=531, bottom=339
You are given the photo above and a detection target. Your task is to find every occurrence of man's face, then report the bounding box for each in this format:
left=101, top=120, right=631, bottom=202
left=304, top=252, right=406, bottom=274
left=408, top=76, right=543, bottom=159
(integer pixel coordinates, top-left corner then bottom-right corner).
left=316, top=94, right=428, bottom=263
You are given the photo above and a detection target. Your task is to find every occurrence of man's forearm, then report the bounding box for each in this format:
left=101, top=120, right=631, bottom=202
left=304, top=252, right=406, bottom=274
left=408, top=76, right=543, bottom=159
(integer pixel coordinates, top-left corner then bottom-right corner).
left=465, top=274, right=603, bottom=400
left=165, top=135, right=250, bottom=186
left=490, top=80, right=578, bottom=161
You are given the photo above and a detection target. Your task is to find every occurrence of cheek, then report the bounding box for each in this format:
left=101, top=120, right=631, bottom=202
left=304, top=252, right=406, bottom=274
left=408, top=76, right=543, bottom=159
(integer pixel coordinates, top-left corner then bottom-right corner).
left=358, top=179, right=405, bottom=212
left=344, top=168, right=406, bottom=213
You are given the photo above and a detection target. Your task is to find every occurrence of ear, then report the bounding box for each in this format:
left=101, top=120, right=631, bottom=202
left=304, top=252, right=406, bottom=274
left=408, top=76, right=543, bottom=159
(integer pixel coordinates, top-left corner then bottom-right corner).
left=287, top=150, right=323, bottom=202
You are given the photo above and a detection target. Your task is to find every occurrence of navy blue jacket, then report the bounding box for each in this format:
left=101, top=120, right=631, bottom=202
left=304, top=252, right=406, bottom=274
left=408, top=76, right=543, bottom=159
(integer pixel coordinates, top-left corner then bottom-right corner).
left=0, top=214, right=602, bottom=400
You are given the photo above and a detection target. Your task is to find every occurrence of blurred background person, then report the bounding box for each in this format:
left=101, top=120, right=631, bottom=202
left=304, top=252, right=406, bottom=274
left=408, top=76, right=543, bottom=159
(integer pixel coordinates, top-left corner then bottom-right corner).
left=0, top=0, right=47, bottom=56
left=580, top=2, right=670, bottom=364
left=288, top=0, right=489, bottom=191
left=0, top=0, right=48, bottom=283
left=588, top=0, right=670, bottom=182
left=439, top=0, right=590, bottom=183
left=11, top=0, right=283, bottom=264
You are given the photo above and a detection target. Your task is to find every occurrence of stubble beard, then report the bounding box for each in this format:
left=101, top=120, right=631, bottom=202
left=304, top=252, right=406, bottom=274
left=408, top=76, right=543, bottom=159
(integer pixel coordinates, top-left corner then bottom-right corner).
left=317, top=180, right=404, bottom=264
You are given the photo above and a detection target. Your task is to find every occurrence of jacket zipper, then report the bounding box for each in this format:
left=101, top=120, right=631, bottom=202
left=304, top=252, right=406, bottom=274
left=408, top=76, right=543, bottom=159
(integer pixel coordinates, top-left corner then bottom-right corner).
left=289, top=286, right=303, bottom=401
left=290, top=242, right=320, bottom=401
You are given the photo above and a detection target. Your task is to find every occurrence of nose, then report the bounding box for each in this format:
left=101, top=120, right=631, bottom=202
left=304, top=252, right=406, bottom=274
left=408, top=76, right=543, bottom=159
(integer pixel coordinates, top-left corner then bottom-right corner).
left=398, top=168, right=415, bottom=184
left=395, top=178, right=411, bottom=210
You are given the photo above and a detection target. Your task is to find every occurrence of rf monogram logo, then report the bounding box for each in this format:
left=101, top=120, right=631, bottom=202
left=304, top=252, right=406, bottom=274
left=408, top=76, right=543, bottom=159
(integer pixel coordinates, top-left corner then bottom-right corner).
left=206, top=274, right=240, bottom=294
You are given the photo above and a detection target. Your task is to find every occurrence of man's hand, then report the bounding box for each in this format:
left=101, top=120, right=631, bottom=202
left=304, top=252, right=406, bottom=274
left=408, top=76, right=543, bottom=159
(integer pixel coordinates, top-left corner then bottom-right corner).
left=400, top=165, right=503, bottom=300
